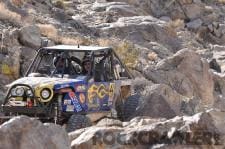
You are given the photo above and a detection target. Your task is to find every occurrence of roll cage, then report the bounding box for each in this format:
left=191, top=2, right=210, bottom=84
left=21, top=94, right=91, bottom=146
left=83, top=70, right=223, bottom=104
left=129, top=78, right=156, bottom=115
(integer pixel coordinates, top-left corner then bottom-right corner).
left=25, top=45, right=133, bottom=81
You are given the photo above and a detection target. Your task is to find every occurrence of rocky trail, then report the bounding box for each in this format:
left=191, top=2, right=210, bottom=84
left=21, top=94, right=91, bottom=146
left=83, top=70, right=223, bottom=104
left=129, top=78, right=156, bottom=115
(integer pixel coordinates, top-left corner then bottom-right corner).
left=0, top=0, right=225, bottom=148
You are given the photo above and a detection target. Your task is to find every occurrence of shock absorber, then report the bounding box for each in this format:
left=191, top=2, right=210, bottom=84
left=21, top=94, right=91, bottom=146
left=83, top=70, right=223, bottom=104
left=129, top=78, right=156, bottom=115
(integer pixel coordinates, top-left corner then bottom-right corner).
left=54, top=103, right=58, bottom=124
left=54, top=95, right=63, bottom=124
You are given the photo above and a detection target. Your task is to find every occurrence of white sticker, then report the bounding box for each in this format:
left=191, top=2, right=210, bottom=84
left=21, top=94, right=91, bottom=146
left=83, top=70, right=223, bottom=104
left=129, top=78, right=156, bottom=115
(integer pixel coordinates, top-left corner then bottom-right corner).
left=66, top=105, right=74, bottom=112
left=64, top=100, right=71, bottom=105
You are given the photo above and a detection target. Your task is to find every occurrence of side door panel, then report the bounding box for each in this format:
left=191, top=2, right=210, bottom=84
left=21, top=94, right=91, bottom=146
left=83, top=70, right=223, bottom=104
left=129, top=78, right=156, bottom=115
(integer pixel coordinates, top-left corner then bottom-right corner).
left=87, top=82, right=116, bottom=112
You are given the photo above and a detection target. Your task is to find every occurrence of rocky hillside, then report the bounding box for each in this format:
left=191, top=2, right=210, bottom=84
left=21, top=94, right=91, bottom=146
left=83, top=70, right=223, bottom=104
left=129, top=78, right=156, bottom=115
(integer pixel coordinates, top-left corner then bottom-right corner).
left=0, top=0, right=225, bottom=148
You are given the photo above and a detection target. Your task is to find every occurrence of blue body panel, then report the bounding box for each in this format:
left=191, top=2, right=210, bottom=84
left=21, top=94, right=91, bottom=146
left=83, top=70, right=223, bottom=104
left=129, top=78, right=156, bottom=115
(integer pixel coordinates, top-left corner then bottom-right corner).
left=52, top=77, right=116, bottom=113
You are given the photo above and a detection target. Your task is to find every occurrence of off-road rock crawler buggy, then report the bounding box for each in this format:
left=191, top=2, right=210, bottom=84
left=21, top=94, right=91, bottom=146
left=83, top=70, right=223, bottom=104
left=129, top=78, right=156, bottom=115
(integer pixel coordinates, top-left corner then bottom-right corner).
left=1, top=45, right=138, bottom=132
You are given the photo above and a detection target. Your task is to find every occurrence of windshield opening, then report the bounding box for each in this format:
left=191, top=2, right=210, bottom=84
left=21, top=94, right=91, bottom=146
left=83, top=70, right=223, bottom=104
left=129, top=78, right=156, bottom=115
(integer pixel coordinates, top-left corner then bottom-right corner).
left=26, top=50, right=93, bottom=79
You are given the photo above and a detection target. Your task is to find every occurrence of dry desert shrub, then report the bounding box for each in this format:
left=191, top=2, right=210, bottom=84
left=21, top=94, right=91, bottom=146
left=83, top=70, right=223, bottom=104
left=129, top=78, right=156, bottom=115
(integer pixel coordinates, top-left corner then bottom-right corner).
left=37, top=24, right=58, bottom=40
left=11, top=0, right=26, bottom=7
left=98, top=38, right=139, bottom=67
left=37, top=24, right=91, bottom=45
left=52, top=0, right=65, bottom=9
left=0, top=2, right=21, bottom=25
left=59, top=36, right=91, bottom=45
left=166, top=19, right=184, bottom=37
left=218, top=0, right=225, bottom=3
left=97, top=38, right=112, bottom=47
left=147, top=52, right=158, bottom=61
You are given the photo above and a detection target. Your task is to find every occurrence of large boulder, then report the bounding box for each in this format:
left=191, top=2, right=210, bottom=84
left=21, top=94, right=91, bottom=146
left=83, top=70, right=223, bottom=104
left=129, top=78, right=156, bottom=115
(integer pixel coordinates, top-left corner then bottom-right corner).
left=143, top=49, right=214, bottom=106
left=149, top=0, right=205, bottom=20
left=69, top=109, right=225, bottom=149
left=18, top=25, right=41, bottom=49
left=134, top=84, right=196, bottom=119
left=92, top=2, right=138, bottom=16
left=99, top=16, right=181, bottom=52
left=0, top=116, right=70, bottom=149
left=149, top=0, right=222, bottom=23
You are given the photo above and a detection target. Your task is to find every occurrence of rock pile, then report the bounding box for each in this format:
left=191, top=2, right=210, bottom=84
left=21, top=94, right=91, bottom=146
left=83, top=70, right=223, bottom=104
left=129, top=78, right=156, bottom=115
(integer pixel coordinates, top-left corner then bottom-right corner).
left=0, top=0, right=225, bottom=148
left=69, top=109, right=225, bottom=149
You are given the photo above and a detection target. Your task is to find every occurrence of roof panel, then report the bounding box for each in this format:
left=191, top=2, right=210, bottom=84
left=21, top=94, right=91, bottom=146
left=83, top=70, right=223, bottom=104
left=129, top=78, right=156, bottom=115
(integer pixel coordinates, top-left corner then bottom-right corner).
left=42, top=45, right=111, bottom=51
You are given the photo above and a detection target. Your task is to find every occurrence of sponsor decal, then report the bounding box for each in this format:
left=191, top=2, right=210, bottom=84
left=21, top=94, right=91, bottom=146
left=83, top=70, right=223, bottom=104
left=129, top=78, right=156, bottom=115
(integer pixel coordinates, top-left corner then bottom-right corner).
left=64, top=99, right=71, bottom=105
left=87, top=83, right=115, bottom=102
left=109, top=83, right=115, bottom=98
left=68, top=92, right=82, bottom=112
left=79, top=93, right=86, bottom=104
left=66, top=105, right=74, bottom=112
left=60, top=84, right=70, bottom=88
left=76, top=85, right=86, bottom=92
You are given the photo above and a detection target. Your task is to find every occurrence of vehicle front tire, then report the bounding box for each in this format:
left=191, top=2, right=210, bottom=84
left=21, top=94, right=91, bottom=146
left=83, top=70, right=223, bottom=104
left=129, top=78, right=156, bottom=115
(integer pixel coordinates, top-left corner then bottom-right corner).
left=66, top=114, right=92, bottom=133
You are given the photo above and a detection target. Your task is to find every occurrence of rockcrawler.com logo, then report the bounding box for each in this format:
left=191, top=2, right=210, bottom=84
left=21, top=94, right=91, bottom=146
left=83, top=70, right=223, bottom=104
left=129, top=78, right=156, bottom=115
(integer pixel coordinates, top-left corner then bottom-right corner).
left=92, top=130, right=223, bottom=146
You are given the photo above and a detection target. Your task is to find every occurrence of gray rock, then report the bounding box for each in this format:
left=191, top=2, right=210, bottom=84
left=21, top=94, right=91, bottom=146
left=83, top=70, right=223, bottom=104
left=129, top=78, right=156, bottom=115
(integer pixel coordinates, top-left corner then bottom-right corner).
left=0, top=54, right=4, bottom=61
left=0, top=90, right=4, bottom=104
left=186, top=18, right=203, bottom=30
left=147, top=42, right=173, bottom=59
left=18, top=25, right=41, bottom=49
left=96, top=118, right=123, bottom=127
left=212, top=50, right=225, bottom=73
left=209, top=58, right=221, bottom=72
left=52, top=8, right=72, bottom=23
left=0, top=116, right=70, bottom=149
left=135, top=84, right=194, bottom=119
left=143, top=49, right=214, bottom=107
left=208, top=24, right=214, bottom=32
left=96, top=0, right=107, bottom=3
left=100, top=16, right=181, bottom=52
left=185, top=4, right=204, bottom=20
left=20, top=47, right=37, bottom=76
left=92, top=2, right=127, bottom=12
left=159, top=16, right=172, bottom=22
left=106, top=5, right=138, bottom=17
left=212, top=44, right=225, bottom=52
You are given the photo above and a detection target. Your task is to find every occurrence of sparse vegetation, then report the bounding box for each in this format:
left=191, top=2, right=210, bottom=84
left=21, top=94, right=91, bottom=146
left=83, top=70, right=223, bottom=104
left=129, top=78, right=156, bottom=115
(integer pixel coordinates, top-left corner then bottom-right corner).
left=0, top=3, right=22, bottom=25
left=98, top=39, right=139, bottom=67
left=59, top=36, right=91, bottom=45
left=52, top=0, right=65, bottom=9
left=37, top=24, right=91, bottom=45
left=37, top=24, right=58, bottom=40
left=115, top=42, right=139, bottom=67
left=11, top=0, right=26, bottom=7
left=147, top=52, right=158, bottom=61
left=218, top=0, right=225, bottom=3
left=166, top=19, right=184, bottom=37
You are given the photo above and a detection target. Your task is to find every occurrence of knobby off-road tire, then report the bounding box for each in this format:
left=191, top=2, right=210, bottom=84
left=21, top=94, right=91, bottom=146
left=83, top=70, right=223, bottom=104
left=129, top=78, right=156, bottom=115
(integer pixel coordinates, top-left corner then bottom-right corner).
left=115, top=98, right=124, bottom=120
left=66, top=114, right=92, bottom=132
left=115, top=94, right=140, bottom=121
left=122, top=94, right=139, bottom=121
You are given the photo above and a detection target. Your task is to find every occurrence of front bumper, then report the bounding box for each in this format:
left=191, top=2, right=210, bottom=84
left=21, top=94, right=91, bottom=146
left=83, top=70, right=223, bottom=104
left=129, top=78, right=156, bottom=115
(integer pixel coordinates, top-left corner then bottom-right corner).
left=4, top=84, right=36, bottom=104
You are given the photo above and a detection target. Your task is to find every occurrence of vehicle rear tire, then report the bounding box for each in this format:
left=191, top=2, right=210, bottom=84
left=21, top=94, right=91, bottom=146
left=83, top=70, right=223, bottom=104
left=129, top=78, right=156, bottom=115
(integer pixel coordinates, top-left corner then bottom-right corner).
left=122, top=94, right=139, bottom=121
left=66, top=114, right=92, bottom=132
left=115, top=98, right=124, bottom=120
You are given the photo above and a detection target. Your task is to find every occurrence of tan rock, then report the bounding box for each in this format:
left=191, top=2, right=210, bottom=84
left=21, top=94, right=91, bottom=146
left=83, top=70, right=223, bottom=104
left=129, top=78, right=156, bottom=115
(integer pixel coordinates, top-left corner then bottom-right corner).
left=0, top=116, right=70, bottom=149
left=70, top=109, right=225, bottom=149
